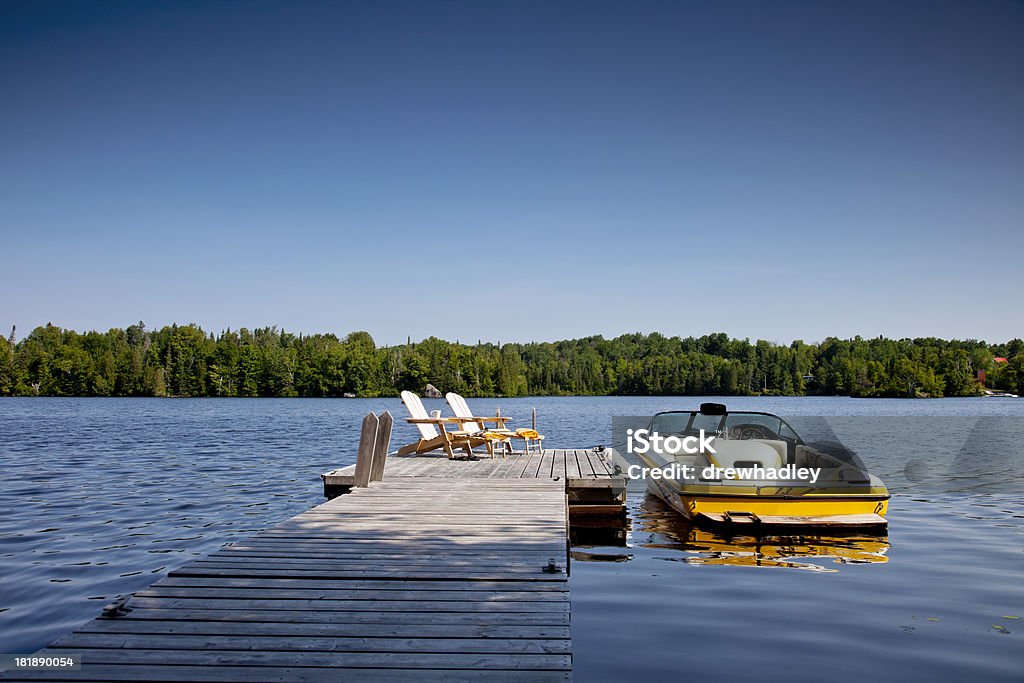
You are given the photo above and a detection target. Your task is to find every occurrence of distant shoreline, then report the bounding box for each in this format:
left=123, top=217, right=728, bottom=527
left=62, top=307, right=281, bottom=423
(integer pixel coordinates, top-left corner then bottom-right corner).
left=0, top=393, right=1015, bottom=400
left=1, top=324, right=1020, bottom=400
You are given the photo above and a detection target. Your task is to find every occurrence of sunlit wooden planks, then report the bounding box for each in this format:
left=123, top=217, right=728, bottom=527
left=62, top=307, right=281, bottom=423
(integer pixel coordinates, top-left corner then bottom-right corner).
left=323, top=449, right=627, bottom=518
left=3, top=479, right=571, bottom=682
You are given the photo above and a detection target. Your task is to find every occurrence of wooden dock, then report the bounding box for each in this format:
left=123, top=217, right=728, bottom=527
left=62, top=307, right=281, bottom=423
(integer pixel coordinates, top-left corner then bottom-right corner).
left=323, top=449, right=627, bottom=516
left=3, top=478, right=572, bottom=682
left=4, top=408, right=626, bottom=682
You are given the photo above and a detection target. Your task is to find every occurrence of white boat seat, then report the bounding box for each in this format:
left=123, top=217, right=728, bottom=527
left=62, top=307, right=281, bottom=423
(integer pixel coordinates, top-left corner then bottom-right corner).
left=755, top=439, right=788, bottom=463
left=705, top=439, right=784, bottom=469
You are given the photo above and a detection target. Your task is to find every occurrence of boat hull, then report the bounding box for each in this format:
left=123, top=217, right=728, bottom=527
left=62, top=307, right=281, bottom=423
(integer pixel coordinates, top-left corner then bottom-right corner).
left=646, top=474, right=889, bottom=528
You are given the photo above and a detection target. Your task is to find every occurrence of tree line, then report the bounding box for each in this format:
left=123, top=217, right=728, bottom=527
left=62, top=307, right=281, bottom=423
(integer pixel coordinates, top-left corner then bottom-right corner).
left=1, top=323, right=1022, bottom=399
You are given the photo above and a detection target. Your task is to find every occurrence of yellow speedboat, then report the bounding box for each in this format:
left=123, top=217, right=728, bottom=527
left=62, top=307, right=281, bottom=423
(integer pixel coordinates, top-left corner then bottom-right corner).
left=632, top=403, right=889, bottom=528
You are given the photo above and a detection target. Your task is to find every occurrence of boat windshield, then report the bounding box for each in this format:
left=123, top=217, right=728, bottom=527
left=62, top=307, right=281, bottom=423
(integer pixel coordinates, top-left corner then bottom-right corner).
left=647, top=411, right=870, bottom=471
left=649, top=411, right=802, bottom=444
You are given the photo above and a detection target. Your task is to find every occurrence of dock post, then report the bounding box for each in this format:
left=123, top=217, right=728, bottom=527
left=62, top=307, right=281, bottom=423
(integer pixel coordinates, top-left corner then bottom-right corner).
left=369, top=411, right=393, bottom=482
left=352, top=412, right=380, bottom=488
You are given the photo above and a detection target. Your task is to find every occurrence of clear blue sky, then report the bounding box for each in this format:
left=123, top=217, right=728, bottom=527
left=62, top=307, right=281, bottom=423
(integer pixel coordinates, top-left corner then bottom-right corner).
left=2, top=0, right=1022, bottom=345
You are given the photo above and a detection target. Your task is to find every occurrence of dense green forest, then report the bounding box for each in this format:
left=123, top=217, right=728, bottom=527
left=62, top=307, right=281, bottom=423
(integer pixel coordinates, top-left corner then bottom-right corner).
left=0, top=323, right=1022, bottom=399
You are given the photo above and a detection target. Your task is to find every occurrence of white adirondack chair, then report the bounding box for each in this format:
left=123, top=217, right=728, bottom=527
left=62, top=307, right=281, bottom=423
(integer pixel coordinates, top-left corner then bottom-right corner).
left=397, top=390, right=483, bottom=459
left=445, top=392, right=544, bottom=456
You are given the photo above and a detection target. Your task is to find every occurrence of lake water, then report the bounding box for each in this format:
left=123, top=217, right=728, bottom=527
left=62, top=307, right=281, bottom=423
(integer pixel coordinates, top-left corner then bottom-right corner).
left=0, top=396, right=1022, bottom=681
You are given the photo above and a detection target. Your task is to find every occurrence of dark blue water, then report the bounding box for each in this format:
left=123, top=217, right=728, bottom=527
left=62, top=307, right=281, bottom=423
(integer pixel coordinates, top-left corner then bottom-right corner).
left=1, top=397, right=1022, bottom=681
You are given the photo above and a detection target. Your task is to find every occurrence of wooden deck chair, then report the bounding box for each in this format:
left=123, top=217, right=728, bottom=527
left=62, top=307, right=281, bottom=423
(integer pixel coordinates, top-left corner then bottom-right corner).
left=443, top=392, right=512, bottom=458
left=445, top=392, right=544, bottom=456
left=397, top=390, right=484, bottom=459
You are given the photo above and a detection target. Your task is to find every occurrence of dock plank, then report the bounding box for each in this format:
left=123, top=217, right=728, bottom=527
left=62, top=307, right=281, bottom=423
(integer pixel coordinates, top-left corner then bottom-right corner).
left=76, top=619, right=571, bottom=639
left=135, top=586, right=567, bottom=602
left=152, top=576, right=568, bottom=592
left=17, top=649, right=572, bottom=670
left=52, top=632, right=572, bottom=654
left=88, top=608, right=570, bottom=625
left=3, top=665, right=570, bottom=682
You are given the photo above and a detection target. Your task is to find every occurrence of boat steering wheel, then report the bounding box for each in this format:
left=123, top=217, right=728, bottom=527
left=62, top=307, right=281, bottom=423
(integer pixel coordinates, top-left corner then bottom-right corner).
left=728, top=423, right=778, bottom=440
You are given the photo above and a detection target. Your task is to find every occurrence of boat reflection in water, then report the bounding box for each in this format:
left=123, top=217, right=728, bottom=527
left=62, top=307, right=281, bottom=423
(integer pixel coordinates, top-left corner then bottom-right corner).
left=569, top=494, right=890, bottom=572
left=633, top=494, right=890, bottom=572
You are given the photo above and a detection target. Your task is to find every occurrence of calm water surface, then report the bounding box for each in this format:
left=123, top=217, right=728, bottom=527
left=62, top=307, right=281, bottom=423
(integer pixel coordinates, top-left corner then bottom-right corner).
left=0, top=396, right=1022, bottom=681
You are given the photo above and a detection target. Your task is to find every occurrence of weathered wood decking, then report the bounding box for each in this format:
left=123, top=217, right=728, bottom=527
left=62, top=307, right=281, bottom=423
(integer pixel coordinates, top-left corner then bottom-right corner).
left=3, top=479, right=572, bottom=682
left=5, top=425, right=627, bottom=682
left=323, top=449, right=626, bottom=516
